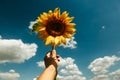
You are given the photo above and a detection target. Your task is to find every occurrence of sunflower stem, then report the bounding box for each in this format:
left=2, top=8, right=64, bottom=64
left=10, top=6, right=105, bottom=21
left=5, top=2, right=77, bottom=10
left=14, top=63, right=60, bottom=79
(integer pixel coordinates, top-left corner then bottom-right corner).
left=52, top=45, right=55, bottom=50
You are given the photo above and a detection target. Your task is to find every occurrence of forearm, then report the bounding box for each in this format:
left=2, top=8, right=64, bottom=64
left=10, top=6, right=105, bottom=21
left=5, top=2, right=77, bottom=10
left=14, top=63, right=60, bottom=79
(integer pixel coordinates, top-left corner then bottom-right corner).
left=37, top=65, right=57, bottom=80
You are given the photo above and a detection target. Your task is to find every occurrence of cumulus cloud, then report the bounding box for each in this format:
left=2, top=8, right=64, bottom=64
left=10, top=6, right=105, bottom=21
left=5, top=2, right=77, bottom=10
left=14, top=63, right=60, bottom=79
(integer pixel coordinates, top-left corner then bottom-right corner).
left=60, top=37, right=77, bottom=49
left=37, top=61, right=44, bottom=68
left=58, top=57, right=86, bottom=80
left=88, top=55, right=120, bottom=80
left=0, top=69, right=20, bottom=80
left=33, top=78, right=37, bottom=80
left=88, top=55, right=120, bottom=75
left=109, top=69, right=120, bottom=80
left=37, top=57, right=86, bottom=80
left=90, top=75, right=109, bottom=80
left=0, top=38, right=38, bottom=63
left=36, top=54, right=120, bottom=80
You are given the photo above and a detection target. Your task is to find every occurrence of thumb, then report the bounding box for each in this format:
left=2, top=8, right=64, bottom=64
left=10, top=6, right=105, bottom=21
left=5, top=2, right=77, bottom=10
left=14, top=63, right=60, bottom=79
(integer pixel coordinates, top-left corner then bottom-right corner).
left=51, top=50, right=56, bottom=58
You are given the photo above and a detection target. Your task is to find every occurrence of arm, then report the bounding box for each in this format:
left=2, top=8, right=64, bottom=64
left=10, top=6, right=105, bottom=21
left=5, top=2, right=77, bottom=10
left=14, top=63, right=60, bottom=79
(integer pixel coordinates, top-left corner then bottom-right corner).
left=37, top=50, right=59, bottom=80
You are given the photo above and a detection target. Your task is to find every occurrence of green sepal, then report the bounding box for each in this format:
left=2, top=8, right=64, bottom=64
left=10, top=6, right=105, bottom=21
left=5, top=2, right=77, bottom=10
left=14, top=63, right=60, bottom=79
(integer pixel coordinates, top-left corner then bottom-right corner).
left=32, top=23, right=41, bottom=32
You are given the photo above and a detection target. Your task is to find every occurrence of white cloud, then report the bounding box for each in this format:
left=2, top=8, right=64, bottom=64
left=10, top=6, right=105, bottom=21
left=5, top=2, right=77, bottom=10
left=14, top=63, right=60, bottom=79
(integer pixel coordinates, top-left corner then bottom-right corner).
left=33, top=78, right=37, bottom=80
left=59, top=57, right=82, bottom=75
left=88, top=55, right=120, bottom=75
left=109, top=69, right=120, bottom=80
left=57, top=57, right=86, bottom=80
left=37, top=57, right=86, bottom=80
left=88, top=55, right=120, bottom=80
left=0, top=69, right=20, bottom=80
left=60, top=37, right=77, bottom=49
left=37, top=61, right=44, bottom=68
left=9, top=70, right=15, bottom=73
left=90, top=75, right=109, bottom=80
left=0, top=38, right=38, bottom=63
left=36, top=55, right=120, bottom=80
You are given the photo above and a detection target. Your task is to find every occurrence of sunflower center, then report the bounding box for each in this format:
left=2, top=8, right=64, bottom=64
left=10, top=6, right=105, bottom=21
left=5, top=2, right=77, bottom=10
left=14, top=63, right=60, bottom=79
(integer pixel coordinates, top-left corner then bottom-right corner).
left=46, top=20, right=65, bottom=37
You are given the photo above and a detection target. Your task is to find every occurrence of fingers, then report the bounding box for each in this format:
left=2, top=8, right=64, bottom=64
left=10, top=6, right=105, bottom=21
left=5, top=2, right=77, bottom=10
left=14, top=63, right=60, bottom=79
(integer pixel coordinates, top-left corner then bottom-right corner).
left=56, top=55, right=60, bottom=61
left=46, top=52, right=51, bottom=58
left=51, top=50, right=60, bottom=61
left=45, top=50, right=56, bottom=58
left=45, top=50, right=60, bottom=62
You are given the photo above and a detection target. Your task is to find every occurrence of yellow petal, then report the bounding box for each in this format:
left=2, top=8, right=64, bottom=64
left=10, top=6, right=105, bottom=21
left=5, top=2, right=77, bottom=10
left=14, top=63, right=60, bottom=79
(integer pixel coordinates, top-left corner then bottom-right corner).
left=55, top=36, right=60, bottom=46
left=65, top=17, right=74, bottom=23
left=63, top=33, right=72, bottom=39
left=40, top=14, right=48, bottom=20
left=42, top=12, right=48, bottom=20
left=60, top=11, right=69, bottom=20
left=37, top=17, right=47, bottom=25
left=43, top=12, right=48, bottom=17
left=37, top=17, right=43, bottom=23
left=48, top=10, right=52, bottom=14
left=48, top=10, right=53, bottom=17
left=66, top=28, right=76, bottom=34
left=36, top=27, right=46, bottom=32
left=60, top=36, right=66, bottom=45
left=66, top=23, right=76, bottom=28
left=54, top=8, right=60, bottom=18
left=45, top=36, right=54, bottom=46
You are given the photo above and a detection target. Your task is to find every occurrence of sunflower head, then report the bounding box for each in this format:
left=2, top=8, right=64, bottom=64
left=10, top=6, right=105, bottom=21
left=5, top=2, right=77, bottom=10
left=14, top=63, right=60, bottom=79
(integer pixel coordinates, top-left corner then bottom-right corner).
left=32, top=8, right=76, bottom=47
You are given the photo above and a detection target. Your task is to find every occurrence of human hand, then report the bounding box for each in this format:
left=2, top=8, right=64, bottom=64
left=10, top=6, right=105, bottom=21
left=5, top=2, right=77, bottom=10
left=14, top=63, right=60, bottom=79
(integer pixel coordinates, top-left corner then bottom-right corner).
left=37, top=50, right=60, bottom=80
left=44, top=50, right=60, bottom=69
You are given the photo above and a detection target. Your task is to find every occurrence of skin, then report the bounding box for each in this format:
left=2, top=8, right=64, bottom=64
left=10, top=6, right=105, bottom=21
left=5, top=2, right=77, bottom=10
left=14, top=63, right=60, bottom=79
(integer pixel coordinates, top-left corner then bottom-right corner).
left=37, top=50, right=59, bottom=80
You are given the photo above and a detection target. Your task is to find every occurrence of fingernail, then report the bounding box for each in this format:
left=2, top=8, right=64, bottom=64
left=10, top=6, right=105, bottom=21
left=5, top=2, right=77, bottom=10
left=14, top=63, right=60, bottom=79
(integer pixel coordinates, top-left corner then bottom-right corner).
left=56, top=55, right=60, bottom=58
left=52, top=50, right=56, bottom=53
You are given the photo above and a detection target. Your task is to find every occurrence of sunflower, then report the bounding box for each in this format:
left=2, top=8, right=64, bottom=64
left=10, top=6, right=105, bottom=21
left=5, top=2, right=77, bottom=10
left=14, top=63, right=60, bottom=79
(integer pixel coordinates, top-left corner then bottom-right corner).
left=32, top=8, right=76, bottom=48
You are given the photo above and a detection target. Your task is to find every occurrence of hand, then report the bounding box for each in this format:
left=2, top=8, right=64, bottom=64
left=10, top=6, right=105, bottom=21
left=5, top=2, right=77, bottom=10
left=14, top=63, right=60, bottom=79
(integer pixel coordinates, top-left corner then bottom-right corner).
left=44, top=50, right=60, bottom=69
left=37, top=50, right=60, bottom=80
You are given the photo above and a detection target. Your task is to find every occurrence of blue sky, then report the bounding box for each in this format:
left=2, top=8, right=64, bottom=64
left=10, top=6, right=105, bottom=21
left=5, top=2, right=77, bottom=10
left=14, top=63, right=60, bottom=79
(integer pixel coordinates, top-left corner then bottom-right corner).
left=0, top=0, right=120, bottom=80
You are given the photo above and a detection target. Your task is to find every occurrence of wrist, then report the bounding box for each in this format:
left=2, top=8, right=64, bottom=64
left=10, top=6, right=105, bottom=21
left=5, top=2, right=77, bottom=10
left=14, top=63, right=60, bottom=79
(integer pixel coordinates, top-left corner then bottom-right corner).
left=48, top=65, right=57, bottom=70
left=47, top=65, right=58, bottom=73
